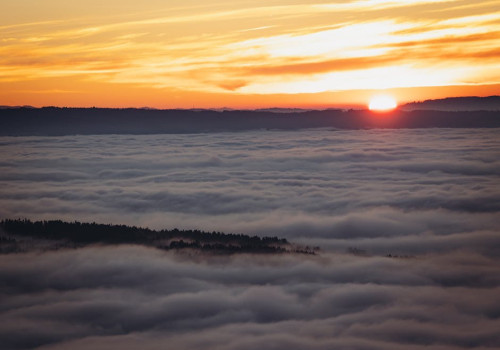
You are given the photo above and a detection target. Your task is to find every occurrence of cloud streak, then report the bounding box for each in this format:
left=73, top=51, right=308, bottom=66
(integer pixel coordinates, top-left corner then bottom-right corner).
left=0, top=1, right=499, bottom=106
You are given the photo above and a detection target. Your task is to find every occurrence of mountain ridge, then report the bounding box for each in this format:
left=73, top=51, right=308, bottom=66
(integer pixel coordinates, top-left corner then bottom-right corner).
left=400, top=95, right=500, bottom=111
left=1, top=107, right=499, bottom=136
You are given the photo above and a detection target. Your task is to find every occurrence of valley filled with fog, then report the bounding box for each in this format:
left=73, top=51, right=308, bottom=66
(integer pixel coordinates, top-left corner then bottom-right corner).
left=1, top=128, right=499, bottom=349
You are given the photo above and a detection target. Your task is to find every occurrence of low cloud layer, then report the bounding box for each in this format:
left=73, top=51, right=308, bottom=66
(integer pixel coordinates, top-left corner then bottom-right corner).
left=0, top=128, right=499, bottom=255
left=1, top=128, right=499, bottom=349
left=1, top=247, right=499, bottom=349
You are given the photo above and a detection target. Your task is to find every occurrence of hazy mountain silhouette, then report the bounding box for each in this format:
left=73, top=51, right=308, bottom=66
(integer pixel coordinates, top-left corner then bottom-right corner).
left=401, top=96, right=500, bottom=111
left=0, top=106, right=499, bottom=136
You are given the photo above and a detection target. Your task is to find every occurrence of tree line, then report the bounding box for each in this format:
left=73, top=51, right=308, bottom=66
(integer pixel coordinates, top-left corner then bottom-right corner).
left=0, top=219, right=318, bottom=255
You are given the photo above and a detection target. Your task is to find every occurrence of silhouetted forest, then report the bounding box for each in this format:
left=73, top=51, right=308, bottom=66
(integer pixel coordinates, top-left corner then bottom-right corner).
left=0, top=219, right=317, bottom=255
left=1, top=105, right=499, bottom=136
left=401, top=96, right=500, bottom=111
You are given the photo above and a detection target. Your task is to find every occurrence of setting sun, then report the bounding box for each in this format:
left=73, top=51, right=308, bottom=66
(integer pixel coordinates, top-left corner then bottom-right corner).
left=1, top=1, right=499, bottom=108
left=368, top=95, right=397, bottom=111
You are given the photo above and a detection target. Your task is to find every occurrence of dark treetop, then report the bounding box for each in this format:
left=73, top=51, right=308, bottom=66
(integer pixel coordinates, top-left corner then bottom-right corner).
left=1, top=106, right=499, bottom=136
left=0, top=219, right=317, bottom=255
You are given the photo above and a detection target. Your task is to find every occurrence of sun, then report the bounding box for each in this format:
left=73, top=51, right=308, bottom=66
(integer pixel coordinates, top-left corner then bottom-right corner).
left=368, top=95, right=397, bottom=111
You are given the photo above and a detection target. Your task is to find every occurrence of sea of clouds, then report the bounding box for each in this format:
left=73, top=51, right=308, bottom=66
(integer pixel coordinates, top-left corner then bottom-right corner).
left=1, top=128, right=499, bottom=349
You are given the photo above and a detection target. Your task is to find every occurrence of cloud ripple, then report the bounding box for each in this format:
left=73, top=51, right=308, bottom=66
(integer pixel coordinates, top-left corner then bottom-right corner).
left=0, top=128, right=499, bottom=349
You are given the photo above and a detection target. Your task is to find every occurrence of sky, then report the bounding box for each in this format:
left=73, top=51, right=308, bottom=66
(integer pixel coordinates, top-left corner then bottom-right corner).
left=1, top=0, right=500, bottom=108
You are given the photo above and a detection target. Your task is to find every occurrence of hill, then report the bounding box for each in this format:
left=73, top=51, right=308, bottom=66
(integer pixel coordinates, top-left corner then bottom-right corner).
left=0, top=107, right=499, bottom=136
left=0, top=219, right=316, bottom=255
left=401, top=96, right=500, bottom=111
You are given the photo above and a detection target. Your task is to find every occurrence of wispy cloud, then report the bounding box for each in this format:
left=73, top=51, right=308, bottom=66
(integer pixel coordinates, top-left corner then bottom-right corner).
left=0, top=1, right=499, bottom=106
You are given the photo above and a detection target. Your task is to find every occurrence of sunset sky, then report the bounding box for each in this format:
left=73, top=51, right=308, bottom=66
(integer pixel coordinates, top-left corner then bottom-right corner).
left=1, top=0, right=499, bottom=108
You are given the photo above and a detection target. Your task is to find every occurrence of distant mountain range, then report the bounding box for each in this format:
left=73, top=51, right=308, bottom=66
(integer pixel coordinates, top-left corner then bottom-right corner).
left=2, top=96, right=500, bottom=112
left=0, top=105, right=35, bottom=109
left=0, top=107, right=499, bottom=136
left=401, top=96, right=500, bottom=111
left=0, top=96, right=499, bottom=136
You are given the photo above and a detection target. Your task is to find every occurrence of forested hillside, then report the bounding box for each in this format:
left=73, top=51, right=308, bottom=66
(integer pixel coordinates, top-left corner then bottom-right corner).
left=0, top=219, right=317, bottom=255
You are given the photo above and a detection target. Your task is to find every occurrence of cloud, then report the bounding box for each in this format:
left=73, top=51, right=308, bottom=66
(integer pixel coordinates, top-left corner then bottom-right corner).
left=1, top=129, right=499, bottom=243
left=0, top=246, right=499, bottom=349
left=1, top=1, right=499, bottom=98
left=0, top=130, right=498, bottom=240
left=1, top=128, right=499, bottom=348
left=241, top=55, right=400, bottom=76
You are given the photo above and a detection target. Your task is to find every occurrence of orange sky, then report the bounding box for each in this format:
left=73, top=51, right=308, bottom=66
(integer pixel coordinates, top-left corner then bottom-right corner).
left=1, top=0, right=499, bottom=108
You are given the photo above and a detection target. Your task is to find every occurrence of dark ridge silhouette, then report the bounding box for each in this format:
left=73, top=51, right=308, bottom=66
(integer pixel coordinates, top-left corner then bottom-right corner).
left=401, top=95, right=500, bottom=111
left=0, top=219, right=316, bottom=255
left=0, top=106, right=499, bottom=136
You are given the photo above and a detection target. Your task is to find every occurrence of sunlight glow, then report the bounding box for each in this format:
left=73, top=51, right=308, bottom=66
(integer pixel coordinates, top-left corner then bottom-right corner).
left=369, top=95, right=397, bottom=111
left=0, top=0, right=499, bottom=108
